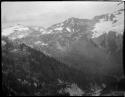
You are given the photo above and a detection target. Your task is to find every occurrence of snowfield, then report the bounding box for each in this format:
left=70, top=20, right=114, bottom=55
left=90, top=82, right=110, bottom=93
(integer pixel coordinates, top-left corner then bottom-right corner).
left=2, top=24, right=29, bottom=36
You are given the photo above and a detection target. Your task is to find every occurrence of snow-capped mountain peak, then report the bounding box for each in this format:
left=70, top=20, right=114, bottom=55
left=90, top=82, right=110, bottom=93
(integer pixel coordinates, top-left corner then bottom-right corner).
left=45, top=17, right=81, bottom=34
left=65, top=17, right=77, bottom=25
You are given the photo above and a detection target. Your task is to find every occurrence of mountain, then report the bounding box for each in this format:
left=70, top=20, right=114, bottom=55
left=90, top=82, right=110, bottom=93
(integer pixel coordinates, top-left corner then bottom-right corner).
left=2, top=24, right=30, bottom=37
left=2, top=36, right=88, bottom=96
left=2, top=36, right=125, bottom=96
left=2, top=24, right=46, bottom=40
left=2, top=2, right=124, bottom=78
left=2, top=2, right=124, bottom=96
left=35, top=2, right=124, bottom=78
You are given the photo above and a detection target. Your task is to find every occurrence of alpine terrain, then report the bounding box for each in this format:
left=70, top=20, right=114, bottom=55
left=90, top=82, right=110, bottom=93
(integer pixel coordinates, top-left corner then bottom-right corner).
left=2, top=2, right=125, bottom=96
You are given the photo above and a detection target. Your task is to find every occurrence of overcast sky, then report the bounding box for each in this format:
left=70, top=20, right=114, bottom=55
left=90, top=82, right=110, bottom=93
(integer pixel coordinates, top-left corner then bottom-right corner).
left=1, top=1, right=121, bottom=28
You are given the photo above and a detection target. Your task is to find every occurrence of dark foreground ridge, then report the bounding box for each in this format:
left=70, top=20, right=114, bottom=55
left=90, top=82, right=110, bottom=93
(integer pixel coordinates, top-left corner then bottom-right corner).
left=2, top=36, right=125, bottom=96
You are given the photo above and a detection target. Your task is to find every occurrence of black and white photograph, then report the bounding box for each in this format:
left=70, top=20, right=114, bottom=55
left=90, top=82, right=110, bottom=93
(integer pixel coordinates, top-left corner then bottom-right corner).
left=1, top=1, right=125, bottom=96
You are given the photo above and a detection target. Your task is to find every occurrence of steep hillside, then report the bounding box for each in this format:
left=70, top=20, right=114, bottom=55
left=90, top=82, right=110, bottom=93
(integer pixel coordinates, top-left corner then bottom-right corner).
left=2, top=37, right=90, bottom=96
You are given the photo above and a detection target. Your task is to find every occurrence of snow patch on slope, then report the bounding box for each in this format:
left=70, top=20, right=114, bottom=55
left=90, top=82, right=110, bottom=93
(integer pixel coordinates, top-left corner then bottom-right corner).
left=91, top=2, right=124, bottom=38
left=92, top=13, right=124, bottom=38
left=54, top=27, right=63, bottom=31
left=9, top=31, right=30, bottom=40
left=40, top=28, right=45, bottom=32
left=92, top=20, right=113, bottom=38
left=2, top=24, right=29, bottom=36
left=41, top=30, right=53, bottom=34
left=16, top=34, right=27, bottom=39
left=66, top=27, right=71, bottom=32
left=34, top=41, right=48, bottom=46
left=34, top=41, right=42, bottom=45
left=92, top=20, right=124, bottom=38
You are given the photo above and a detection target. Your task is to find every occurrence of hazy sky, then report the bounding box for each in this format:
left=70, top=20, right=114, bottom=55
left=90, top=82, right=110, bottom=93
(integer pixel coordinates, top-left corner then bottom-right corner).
left=1, top=1, right=121, bottom=28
